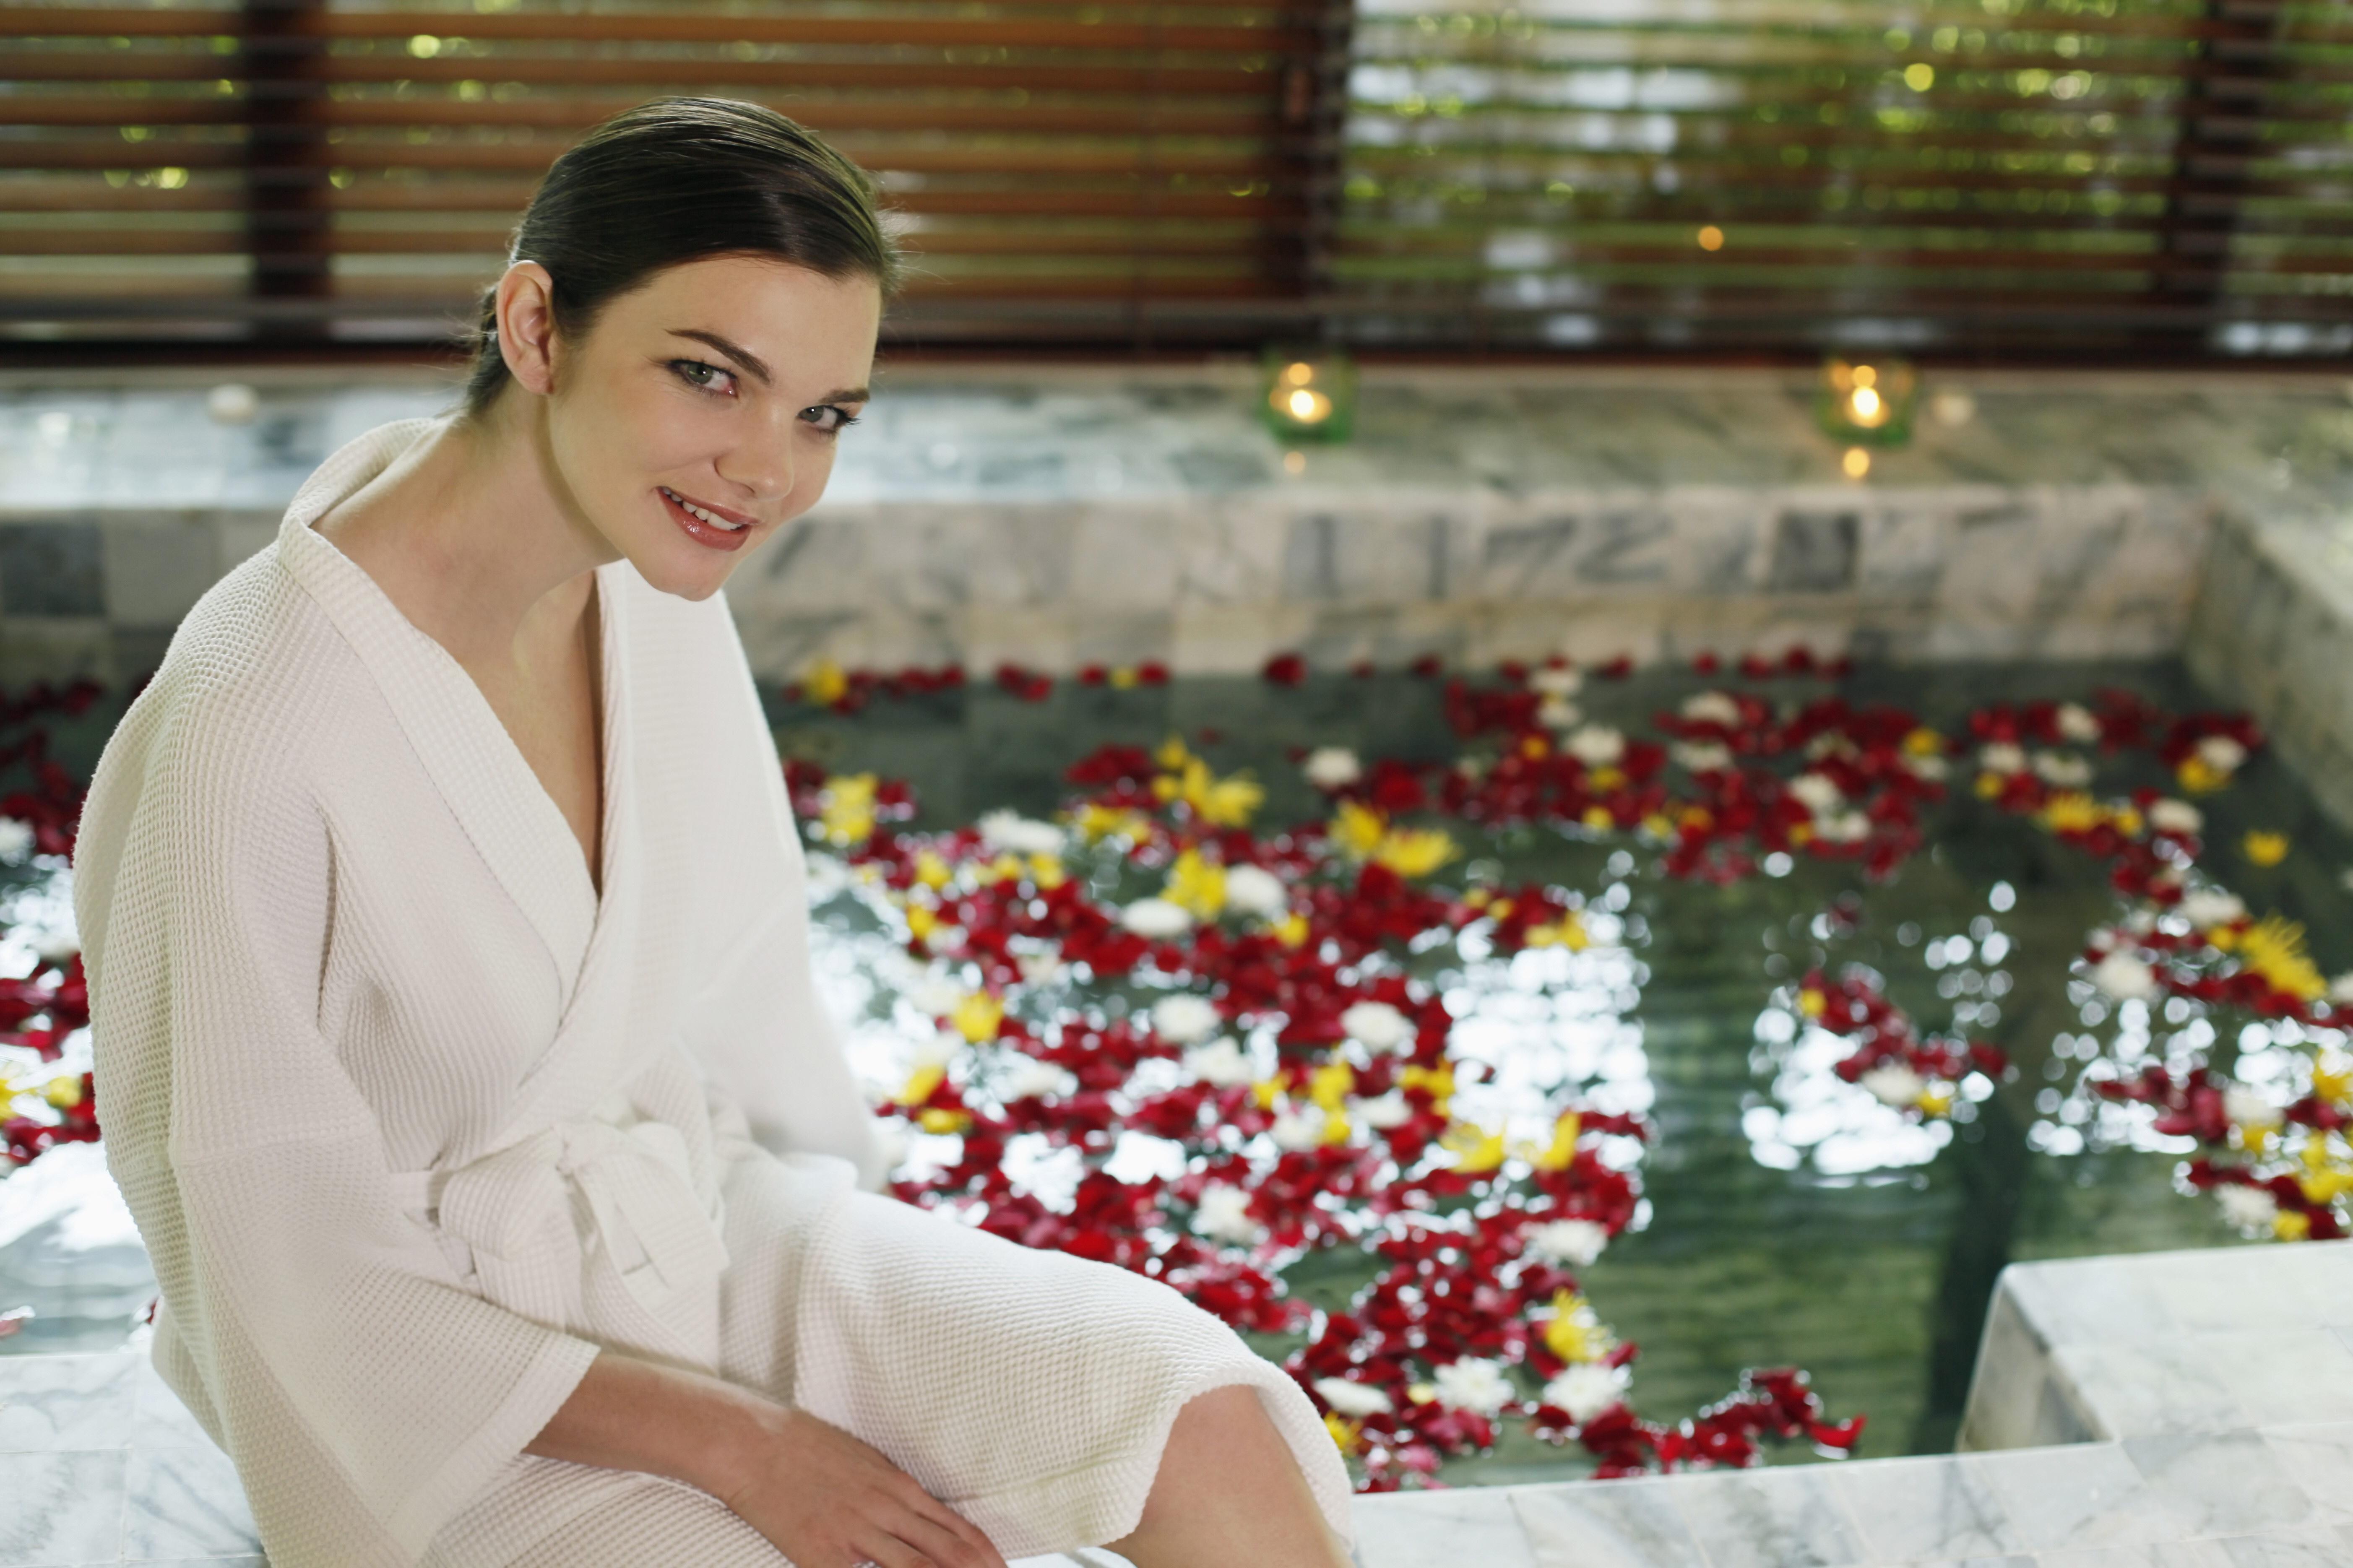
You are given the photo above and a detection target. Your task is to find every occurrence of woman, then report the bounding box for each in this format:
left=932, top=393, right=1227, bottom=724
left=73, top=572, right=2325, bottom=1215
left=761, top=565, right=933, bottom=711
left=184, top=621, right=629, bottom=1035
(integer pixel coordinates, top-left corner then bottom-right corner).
left=73, top=98, right=1352, bottom=1568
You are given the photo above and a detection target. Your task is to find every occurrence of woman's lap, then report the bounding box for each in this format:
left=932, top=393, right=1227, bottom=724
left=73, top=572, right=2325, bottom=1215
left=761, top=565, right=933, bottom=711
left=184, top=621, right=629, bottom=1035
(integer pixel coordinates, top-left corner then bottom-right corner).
left=433, top=1154, right=1346, bottom=1565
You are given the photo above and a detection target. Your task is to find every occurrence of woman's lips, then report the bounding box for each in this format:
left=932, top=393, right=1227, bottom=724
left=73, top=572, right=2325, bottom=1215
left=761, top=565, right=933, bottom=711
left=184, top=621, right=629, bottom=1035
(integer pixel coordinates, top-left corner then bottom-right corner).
left=658, top=485, right=753, bottom=552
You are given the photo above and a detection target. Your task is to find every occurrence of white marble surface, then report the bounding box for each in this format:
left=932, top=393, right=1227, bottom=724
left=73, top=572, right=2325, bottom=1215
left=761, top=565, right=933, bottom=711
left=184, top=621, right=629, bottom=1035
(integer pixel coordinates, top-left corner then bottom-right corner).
left=7, top=368, right=2353, bottom=689
left=0, top=1243, right=2343, bottom=1565
left=1957, top=1243, right=2353, bottom=1448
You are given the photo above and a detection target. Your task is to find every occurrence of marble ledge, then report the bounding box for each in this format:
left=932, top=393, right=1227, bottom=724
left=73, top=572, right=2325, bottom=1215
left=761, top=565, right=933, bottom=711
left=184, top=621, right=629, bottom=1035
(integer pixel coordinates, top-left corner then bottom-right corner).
left=9, top=370, right=2353, bottom=507
left=1347, top=1432, right=2353, bottom=1568
left=1957, top=1242, right=2353, bottom=1449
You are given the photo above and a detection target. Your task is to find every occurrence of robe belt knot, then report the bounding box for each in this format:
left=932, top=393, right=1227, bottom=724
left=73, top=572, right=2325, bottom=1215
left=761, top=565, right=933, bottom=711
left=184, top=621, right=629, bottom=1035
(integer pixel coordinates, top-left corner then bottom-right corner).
left=392, top=1116, right=731, bottom=1335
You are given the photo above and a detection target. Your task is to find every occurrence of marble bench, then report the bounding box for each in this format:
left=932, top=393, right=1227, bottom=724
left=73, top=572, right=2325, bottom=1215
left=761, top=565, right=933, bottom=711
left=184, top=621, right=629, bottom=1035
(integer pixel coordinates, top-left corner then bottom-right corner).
left=0, top=1241, right=2347, bottom=1567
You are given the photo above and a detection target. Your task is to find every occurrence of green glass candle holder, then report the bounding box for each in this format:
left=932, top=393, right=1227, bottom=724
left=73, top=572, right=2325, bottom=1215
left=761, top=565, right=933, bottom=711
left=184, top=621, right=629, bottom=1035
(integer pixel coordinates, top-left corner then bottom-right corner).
left=1261, top=349, right=1356, bottom=445
left=1817, top=356, right=1918, bottom=448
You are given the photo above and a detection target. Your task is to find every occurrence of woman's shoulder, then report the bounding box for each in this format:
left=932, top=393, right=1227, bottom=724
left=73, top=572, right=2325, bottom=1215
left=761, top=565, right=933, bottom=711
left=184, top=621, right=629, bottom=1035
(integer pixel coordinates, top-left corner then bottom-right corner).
left=98, top=543, right=367, bottom=806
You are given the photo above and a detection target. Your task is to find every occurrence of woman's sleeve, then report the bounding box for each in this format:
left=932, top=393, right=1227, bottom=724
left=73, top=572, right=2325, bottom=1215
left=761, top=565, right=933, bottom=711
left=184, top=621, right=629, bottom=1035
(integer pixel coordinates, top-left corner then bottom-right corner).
left=78, top=695, right=599, bottom=1568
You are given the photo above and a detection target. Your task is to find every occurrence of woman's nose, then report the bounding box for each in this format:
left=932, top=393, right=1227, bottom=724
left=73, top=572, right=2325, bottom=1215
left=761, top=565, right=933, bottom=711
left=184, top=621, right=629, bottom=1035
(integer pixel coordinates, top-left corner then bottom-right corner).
left=715, top=418, right=795, bottom=507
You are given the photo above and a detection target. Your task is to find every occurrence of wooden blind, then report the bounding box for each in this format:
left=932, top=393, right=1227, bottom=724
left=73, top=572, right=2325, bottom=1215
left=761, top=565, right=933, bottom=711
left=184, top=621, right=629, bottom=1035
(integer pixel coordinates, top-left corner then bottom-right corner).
left=5, top=0, right=2350, bottom=356
left=0, top=0, right=1347, bottom=348
left=1336, top=0, right=2353, bottom=356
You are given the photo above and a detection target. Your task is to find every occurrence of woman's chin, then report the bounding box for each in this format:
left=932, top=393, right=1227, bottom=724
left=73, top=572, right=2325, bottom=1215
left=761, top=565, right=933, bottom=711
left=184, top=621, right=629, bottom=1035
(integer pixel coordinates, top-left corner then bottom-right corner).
left=612, top=533, right=737, bottom=601
left=639, top=559, right=732, bottom=602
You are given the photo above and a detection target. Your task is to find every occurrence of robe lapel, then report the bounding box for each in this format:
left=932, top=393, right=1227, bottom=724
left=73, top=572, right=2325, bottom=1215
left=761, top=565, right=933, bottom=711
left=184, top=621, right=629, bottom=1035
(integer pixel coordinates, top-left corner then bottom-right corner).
left=500, top=559, right=648, bottom=1130
left=272, top=420, right=601, bottom=996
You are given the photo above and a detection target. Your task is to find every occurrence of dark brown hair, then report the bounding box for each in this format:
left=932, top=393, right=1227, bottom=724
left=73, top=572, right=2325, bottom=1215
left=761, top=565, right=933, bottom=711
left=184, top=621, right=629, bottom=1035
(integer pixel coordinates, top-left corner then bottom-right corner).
left=462, top=96, right=899, bottom=417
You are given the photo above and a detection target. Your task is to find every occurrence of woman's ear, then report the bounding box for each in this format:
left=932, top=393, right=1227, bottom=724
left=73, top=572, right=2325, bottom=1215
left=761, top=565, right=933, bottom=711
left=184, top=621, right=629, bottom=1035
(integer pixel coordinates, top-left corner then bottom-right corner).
left=494, top=261, right=562, bottom=397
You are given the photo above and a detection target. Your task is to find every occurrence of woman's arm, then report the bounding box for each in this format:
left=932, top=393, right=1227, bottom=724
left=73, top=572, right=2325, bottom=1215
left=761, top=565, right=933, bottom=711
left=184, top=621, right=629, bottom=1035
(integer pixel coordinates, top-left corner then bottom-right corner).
left=526, top=1351, right=1008, bottom=1568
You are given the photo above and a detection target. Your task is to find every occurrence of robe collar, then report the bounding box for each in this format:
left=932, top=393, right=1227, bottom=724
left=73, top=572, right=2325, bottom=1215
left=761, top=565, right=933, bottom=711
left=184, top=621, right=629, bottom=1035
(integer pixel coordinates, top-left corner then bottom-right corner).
left=273, top=417, right=637, bottom=1001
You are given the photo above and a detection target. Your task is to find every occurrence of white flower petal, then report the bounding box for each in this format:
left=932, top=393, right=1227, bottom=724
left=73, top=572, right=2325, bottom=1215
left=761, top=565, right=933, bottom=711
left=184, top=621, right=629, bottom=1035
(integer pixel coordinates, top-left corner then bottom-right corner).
left=1340, top=1001, right=1413, bottom=1053
left=1566, top=725, right=1626, bottom=767
left=2056, top=702, right=2103, bottom=744
left=978, top=810, right=1066, bottom=857
left=1431, top=1357, right=1513, bottom=1418
left=2091, top=951, right=2159, bottom=1002
left=1120, top=898, right=1195, bottom=939
left=2215, top=1184, right=2278, bottom=1232
left=1184, top=1038, right=1254, bottom=1088
left=1303, top=747, right=1363, bottom=790
left=1193, top=1183, right=1262, bottom=1245
left=1788, top=772, right=1843, bottom=813
left=1541, top=1363, right=1629, bottom=1425
left=1859, top=1064, right=1927, bottom=1108
left=1222, top=863, right=1288, bottom=919
left=1978, top=742, right=2028, bottom=776
left=2179, top=889, right=2246, bottom=930
left=1313, top=1377, right=1395, bottom=1417
left=1151, top=993, right=1222, bottom=1045
left=1679, top=691, right=1742, bottom=727
left=1524, top=1217, right=1609, bottom=1268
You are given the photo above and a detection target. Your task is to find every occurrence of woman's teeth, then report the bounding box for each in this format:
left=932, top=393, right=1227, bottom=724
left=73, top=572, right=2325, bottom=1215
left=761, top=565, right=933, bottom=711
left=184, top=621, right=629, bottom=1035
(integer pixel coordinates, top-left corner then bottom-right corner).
left=662, top=486, right=747, bottom=532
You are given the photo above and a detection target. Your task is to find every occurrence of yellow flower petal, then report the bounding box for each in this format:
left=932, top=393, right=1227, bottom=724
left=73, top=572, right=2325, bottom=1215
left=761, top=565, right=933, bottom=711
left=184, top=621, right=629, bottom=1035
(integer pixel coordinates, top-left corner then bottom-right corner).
left=803, top=658, right=849, bottom=707
left=2237, top=914, right=2327, bottom=1003
left=1307, top=1060, right=1356, bottom=1113
left=951, top=992, right=1005, bottom=1044
left=1165, top=848, right=1228, bottom=918
left=1531, top=1111, right=1582, bottom=1171
left=1440, top=1120, right=1507, bottom=1173
left=898, top=1063, right=947, bottom=1107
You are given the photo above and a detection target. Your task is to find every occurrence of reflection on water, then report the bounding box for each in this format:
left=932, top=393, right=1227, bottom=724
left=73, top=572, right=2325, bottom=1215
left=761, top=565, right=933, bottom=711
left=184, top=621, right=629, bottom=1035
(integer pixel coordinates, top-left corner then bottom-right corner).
left=0, top=852, right=157, bottom=1353
left=781, top=659, right=2332, bottom=1475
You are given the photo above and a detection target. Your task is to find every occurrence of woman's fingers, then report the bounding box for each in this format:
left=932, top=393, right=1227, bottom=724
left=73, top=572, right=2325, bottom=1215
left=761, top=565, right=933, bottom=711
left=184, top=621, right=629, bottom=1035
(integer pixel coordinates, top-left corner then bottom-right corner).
left=869, top=1467, right=1006, bottom=1568
left=868, top=1503, right=1002, bottom=1568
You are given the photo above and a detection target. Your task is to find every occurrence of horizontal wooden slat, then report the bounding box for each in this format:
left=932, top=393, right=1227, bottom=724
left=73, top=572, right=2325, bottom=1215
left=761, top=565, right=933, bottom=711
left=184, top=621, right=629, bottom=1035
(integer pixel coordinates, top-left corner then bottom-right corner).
left=0, top=98, right=1281, bottom=138
left=0, top=9, right=1314, bottom=57
left=0, top=53, right=1281, bottom=96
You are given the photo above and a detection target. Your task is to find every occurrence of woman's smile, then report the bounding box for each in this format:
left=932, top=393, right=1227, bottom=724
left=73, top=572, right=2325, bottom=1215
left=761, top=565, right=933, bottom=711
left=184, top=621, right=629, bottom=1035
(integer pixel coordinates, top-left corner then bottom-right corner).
left=657, top=482, right=755, bottom=551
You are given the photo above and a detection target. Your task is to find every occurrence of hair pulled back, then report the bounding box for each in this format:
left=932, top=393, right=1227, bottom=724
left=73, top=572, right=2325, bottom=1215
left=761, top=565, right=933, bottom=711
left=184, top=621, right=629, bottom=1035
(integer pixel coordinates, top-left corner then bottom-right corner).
left=462, top=96, right=899, bottom=419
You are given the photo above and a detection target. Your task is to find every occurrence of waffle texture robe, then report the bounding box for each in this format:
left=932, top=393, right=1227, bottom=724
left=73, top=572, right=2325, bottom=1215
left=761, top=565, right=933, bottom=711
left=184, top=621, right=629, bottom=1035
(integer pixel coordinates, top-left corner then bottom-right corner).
left=73, top=419, right=1353, bottom=1568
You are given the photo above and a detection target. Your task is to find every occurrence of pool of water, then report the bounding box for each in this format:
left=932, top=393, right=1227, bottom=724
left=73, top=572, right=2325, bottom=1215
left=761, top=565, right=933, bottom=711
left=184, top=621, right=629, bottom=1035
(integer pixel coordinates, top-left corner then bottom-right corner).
left=0, top=656, right=2341, bottom=1488
left=766, top=657, right=2350, bottom=1481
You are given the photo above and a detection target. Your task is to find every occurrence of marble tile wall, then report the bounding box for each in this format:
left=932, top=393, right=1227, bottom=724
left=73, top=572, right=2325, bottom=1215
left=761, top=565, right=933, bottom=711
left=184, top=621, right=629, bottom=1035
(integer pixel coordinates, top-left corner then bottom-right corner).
left=5, top=369, right=2349, bottom=692
left=2186, top=510, right=2353, bottom=833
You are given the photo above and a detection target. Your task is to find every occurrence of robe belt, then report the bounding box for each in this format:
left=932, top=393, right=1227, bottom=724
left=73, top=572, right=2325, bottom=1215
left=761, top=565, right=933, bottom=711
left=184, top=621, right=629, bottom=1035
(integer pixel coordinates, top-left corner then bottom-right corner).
left=389, top=1116, right=731, bottom=1334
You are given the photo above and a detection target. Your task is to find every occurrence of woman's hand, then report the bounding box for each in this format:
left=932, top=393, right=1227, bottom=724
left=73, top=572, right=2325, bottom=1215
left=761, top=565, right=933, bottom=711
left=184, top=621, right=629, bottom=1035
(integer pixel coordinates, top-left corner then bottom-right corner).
left=715, top=1407, right=1009, bottom=1568
left=526, top=1352, right=1006, bottom=1568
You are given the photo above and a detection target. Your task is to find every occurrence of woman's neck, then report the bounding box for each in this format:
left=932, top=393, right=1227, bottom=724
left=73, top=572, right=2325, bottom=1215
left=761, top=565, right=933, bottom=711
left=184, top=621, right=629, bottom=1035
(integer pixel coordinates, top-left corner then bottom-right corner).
left=318, top=391, right=621, bottom=676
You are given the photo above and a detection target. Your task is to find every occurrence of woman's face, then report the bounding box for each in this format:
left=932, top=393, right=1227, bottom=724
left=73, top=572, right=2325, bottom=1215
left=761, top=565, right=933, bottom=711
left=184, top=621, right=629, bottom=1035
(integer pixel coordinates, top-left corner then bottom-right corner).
left=538, top=253, right=880, bottom=601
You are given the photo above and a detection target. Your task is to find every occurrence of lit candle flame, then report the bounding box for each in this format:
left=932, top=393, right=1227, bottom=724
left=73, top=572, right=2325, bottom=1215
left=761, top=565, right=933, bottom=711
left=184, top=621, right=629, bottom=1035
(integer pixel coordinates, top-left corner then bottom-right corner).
left=1283, top=387, right=1332, bottom=423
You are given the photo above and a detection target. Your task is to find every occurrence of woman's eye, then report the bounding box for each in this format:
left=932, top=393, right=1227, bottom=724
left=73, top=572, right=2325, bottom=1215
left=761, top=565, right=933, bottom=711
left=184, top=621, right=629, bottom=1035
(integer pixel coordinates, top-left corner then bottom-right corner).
left=671, top=360, right=736, bottom=394
left=800, top=404, right=860, bottom=434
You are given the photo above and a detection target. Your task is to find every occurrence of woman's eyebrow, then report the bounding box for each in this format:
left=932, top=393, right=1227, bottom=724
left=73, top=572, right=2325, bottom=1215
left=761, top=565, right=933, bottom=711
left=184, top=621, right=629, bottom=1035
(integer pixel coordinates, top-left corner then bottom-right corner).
left=666, top=328, right=772, bottom=385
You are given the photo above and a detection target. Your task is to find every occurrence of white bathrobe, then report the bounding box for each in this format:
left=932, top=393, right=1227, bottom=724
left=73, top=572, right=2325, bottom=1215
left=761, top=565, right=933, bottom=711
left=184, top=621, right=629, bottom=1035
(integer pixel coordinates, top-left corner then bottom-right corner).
left=73, top=420, right=1351, bottom=1568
